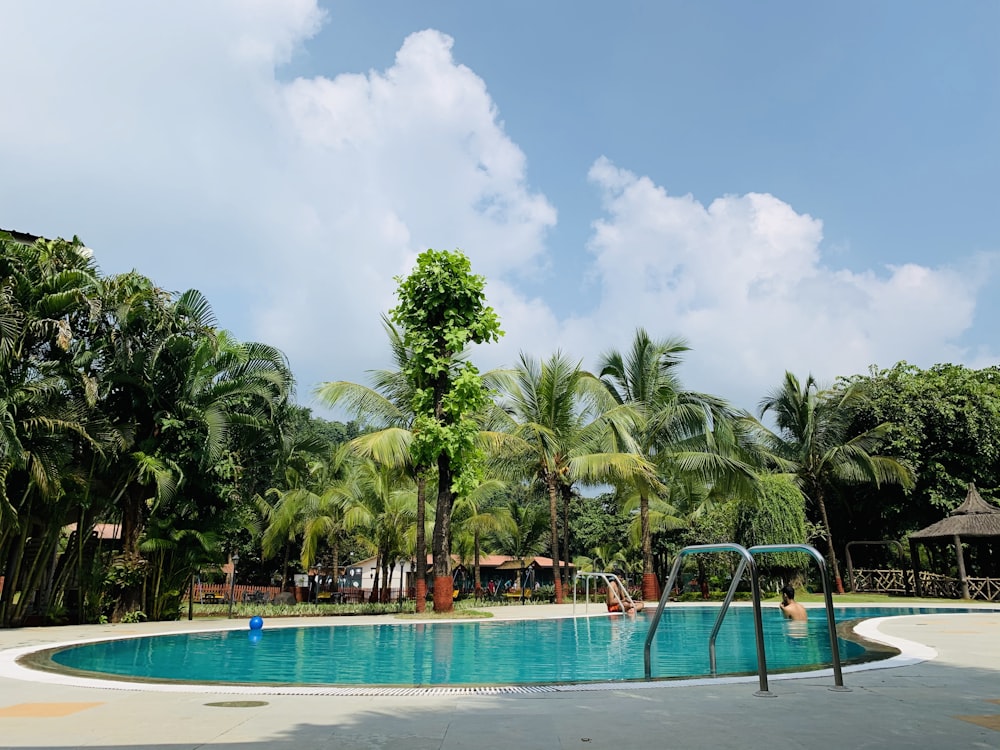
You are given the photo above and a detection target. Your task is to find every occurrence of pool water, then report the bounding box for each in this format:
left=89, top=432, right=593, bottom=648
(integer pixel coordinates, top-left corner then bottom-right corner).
left=48, top=606, right=978, bottom=687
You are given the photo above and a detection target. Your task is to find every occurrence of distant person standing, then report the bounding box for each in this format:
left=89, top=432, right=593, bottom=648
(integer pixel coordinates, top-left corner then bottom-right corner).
left=779, top=584, right=807, bottom=621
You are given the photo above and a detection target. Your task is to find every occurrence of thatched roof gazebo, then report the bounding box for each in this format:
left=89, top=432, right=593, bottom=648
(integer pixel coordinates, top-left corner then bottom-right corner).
left=908, top=482, right=1000, bottom=599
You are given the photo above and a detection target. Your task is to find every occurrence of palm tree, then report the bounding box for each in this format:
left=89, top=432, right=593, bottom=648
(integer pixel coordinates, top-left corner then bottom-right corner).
left=487, top=496, right=549, bottom=561
left=758, top=372, right=915, bottom=593
left=338, top=455, right=416, bottom=602
left=315, top=318, right=434, bottom=609
left=573, top=544, right=630, bottom=575
left=599, top=329, right=762, bottom=601
left=0, top=235, right=106, bottom=626
left=258, top=446, right=345, bottom=592
left=249, top=425, right=330, bottom=589
left=96, top=278, right=293, bottom=618
left=452, top=479, right=507, bottom=594
left=487, top=352, right=655, bottom=603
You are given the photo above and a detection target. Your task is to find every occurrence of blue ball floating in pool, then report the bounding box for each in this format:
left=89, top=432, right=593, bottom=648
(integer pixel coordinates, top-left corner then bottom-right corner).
left=249, top=616, right=264, bottom=630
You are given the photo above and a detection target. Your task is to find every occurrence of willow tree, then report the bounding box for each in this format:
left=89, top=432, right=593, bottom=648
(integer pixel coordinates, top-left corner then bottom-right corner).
left=390, top=249, right=502, bottom=612
left=732, top=473, right=811, bottom=584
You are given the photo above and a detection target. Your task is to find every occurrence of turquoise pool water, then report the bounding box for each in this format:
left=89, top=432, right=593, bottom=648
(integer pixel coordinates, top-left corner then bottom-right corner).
left=48, top=606, right=980, bottom=687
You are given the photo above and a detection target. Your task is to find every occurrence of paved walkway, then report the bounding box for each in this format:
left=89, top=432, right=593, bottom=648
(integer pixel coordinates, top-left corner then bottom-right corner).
left=0, top=603, right=998, bottom=749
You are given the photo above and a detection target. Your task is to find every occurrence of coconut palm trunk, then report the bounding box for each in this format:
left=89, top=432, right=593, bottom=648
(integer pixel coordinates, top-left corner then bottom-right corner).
left=640, top=491, right=659, bottom=601
left=473, top=532, right=482, bottom=596
left=813, top=487, right=845, bottom=594
left=759, top=372, right=913, bottom=599
left=546, top=473, right=564, bottom=603
left=561, top=484, right=571, bottom=590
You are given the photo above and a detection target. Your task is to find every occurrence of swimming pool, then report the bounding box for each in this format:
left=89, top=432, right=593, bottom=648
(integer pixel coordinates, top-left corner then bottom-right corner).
left=38, top=606, right=986, bottom=689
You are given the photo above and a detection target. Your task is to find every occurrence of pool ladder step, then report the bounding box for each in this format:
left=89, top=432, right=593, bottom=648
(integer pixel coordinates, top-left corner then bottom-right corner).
left=643, top=542, right=848, bottom=696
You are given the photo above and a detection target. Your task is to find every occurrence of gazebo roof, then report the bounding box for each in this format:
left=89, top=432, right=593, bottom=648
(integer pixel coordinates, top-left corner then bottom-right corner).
left=909, top=483, right=1000, bottom=540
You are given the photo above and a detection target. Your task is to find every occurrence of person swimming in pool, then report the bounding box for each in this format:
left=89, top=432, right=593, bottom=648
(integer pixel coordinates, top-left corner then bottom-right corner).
left=779, top=584, right=807, bottom=621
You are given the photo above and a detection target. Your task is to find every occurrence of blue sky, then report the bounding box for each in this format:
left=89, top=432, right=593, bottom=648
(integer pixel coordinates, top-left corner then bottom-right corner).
left=2, top=2, right=997, bottom=415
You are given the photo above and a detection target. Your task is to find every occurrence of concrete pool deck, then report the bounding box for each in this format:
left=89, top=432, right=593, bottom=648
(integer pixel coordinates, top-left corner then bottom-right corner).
left=0, top=602, right=998, bottom=748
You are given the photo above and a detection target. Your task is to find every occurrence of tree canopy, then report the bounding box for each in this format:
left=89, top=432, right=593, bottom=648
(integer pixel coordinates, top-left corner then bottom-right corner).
left=389, top=248, right=502, bottom=611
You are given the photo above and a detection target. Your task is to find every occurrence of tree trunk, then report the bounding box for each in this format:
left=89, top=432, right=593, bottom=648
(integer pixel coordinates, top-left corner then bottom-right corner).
left=560, top=483, right=571, bottom=591
left=640, top=490, right=659, bottom=602
left=111, top=485, right=147, bottom=620
left=415, top=475, right=427, bottom=612
left=370, top=551, right=381, bottom=603
left=281, top=541, right=291, bottom=591
left=546, top=473, right=564, bottom=603
left=332, top=539, right=340, bottom=593
left=0, top=526, right=28, bottom=627
left=76, top=507, right=87, bottom=624
left=432, top=455, right=454, bottom=612
left=473, top=532, right=482, bottom=598
left=381, top=558, right=391, bottom=603
left=815, top=488, right=845, bottom=594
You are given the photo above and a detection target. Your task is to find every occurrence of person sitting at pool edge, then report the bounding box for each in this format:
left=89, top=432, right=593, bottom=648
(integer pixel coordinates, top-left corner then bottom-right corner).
left=779, top=584, right=807, bottom=621
left=607, top=578, right=644, bottom=615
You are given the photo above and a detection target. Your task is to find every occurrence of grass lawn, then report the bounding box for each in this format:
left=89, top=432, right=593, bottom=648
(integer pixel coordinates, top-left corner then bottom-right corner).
left=395, top=609, right=493, bottom=620
left=792, top=591, right=994, bottom=606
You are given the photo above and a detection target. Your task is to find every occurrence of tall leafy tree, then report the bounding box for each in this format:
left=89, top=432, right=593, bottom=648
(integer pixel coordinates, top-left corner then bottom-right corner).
left=844, top=363, right=1000, bottom=539
left=757, top=372, right=914, bottom=593
left=732, top=473, right=811, bottom=583
left=389, top=249, right=502, bottom=612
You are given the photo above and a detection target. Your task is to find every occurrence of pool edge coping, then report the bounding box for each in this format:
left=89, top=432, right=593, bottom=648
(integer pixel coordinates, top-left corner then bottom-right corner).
left=0, top=609, right=981, bottom=696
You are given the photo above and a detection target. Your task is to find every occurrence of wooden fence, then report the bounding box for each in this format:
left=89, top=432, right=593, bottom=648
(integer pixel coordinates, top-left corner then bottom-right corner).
left=852, top=568, right=1000, bottom=601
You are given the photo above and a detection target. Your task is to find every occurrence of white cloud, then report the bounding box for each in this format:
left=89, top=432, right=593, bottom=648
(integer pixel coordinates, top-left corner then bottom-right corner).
left=259, top=28, right=557, bottom=396
left=0, top=7, right=555, bottom=406
left=567, top=158, right=987, bottom=410
left=0, top=6, right=992, bottom=417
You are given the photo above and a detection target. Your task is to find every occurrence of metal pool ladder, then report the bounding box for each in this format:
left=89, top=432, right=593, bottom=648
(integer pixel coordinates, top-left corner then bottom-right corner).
left=643, top=542, right=848, bottom=696
left=748, top=544, right=848, bottom=692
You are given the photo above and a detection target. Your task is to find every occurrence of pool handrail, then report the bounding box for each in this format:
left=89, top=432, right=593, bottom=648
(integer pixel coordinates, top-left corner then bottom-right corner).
left=644, top=543, right=771, bottom=696
left=708, top=556, right=749, bottom=675
left=747, top=544, right=848, bottom=691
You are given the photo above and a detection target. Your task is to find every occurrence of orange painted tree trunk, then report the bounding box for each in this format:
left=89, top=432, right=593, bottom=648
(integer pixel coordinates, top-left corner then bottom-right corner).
left=432, top=455, right=455, bottom=613
left=640, top=492, right=660, bottom=602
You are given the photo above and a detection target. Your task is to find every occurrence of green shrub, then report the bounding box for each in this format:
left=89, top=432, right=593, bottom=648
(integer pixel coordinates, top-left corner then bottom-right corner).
left=187, top=600, right=417, bottom=619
